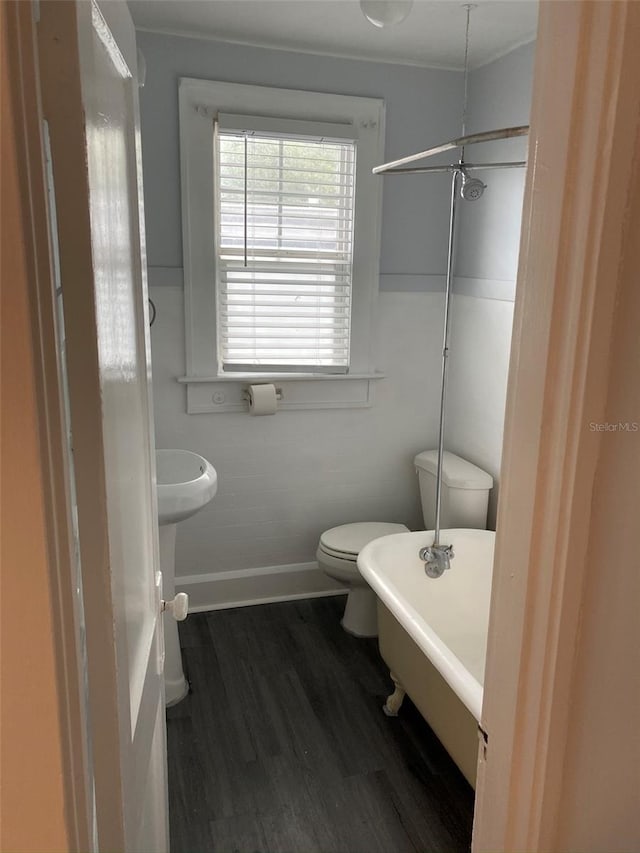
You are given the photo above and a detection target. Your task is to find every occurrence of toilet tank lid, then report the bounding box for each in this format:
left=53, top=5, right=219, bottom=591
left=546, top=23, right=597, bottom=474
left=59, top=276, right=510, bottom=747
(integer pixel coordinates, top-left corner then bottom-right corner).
left=414, top=450, right=493, bottom=490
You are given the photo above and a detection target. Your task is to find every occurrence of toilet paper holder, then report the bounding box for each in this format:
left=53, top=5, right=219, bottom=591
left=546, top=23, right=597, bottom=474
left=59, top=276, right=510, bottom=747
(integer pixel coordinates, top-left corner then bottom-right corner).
left=242, top=386, right=283, bottom=403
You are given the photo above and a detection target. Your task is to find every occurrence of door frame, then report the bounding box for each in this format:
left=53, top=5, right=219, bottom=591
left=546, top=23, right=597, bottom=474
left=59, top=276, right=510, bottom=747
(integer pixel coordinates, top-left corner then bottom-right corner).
left=473, top=1, right=640, bottom=849
left=2, top=2, right=94, bottom=850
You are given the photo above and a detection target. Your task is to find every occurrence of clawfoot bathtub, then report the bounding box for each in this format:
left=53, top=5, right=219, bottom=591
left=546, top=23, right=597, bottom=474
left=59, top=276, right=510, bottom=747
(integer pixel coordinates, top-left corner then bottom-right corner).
left=358, top=528, right=495, bottom=787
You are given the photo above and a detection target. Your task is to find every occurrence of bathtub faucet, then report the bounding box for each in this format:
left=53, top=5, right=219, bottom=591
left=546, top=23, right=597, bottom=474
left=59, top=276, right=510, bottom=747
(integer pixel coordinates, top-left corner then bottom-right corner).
left=419, top=543, right=454, bottom=579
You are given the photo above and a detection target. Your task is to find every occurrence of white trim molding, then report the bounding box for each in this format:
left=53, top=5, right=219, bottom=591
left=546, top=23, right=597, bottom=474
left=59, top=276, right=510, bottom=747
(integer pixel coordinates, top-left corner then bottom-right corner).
left=175, top=562, right=347, bottom=611
left=134, top=25, right=535, bottom=74
left=180, top=372, right=384, bottom=414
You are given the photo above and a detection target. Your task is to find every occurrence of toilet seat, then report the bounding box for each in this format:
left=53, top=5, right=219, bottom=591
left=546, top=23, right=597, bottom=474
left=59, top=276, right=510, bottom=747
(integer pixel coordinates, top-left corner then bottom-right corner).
left=319, top=522, right=409, bottom=561
left=318, top=544, right=358, bottom=562
left=316, top=522, right=409, bottom=637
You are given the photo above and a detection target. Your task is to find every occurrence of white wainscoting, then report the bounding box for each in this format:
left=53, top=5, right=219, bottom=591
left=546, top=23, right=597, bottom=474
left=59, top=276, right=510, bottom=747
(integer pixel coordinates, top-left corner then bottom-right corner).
left=446, top=293, right=516, bottom=529
left=176, top=561, right=347, bottom=612
left=149, top=286, right=444, bottom=591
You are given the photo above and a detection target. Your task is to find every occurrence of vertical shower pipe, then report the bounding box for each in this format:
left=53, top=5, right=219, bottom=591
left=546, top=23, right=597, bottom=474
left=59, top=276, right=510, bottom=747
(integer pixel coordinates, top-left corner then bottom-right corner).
left=433, top=168, right=460, bottom=547
left=433, top=4, right=472, bottom=547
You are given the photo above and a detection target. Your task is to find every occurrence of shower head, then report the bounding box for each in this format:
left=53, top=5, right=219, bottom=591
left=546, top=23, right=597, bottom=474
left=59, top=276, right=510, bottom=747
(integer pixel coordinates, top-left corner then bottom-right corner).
left=460, top=170, right=486, bottom=201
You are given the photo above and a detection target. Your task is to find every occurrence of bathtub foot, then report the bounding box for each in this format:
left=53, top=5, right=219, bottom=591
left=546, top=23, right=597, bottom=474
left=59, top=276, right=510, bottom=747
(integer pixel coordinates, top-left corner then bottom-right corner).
left=383, top=673, right=406, bottom=717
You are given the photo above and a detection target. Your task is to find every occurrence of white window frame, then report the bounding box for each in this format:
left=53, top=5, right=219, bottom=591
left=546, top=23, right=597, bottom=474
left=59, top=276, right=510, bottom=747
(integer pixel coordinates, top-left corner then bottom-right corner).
left=178, top=78, right=385, bottom=413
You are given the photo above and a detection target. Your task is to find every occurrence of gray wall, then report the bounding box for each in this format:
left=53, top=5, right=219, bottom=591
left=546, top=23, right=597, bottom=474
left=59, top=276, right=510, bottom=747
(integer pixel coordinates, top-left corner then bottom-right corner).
left=137, top=31, right=464, bottom=285
left=454, top=42, right=534, bottom=288
left=446, top=41, right=536, bottom=526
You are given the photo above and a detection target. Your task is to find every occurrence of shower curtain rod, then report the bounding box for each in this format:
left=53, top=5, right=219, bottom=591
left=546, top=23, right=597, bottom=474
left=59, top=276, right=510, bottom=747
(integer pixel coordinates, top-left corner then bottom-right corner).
left=381, top=160, right=527, bottom=176
left=372, top=124, right=529, bottom=175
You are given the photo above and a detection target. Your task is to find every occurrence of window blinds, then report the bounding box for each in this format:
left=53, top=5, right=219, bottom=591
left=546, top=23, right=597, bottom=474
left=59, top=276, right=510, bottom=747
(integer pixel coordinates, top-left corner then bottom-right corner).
left=216, top=124, right=356, bottom=372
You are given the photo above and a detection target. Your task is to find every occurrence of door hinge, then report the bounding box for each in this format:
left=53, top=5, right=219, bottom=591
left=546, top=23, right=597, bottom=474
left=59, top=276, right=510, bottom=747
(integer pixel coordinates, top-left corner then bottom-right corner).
left=478, top=724, right=489, bottom=760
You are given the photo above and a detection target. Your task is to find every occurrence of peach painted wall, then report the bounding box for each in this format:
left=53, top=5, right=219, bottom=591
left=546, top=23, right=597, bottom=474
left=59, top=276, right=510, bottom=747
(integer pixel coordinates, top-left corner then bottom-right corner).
left=474, top=4, right=640, bottom=849
left=0, top=5, right=70, bottom=850
left=555, top=108, right=640, bottom=852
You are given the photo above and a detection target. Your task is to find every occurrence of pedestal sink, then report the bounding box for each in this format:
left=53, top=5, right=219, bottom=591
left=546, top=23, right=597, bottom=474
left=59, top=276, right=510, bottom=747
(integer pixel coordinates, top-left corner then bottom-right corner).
left=156, top=449, right=217, bottom=705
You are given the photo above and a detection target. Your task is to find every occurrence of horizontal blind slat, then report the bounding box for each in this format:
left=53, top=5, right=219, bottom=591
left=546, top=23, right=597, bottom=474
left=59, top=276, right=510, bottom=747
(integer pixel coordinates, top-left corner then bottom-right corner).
left=220, top=214, right=354, bottom=228
left=221, top=265, right=350, bottom=273
left=220, top=155, right=353, bottom=168
left=220, top=312, right=350, bottom=320
left=221, top=331, right=351, bottom=340
left=222, top=314, right=350, bottom=322
left=220, top=219, right=353, bottom=231
left=223, top=286, right=349, bottom=294
left=225, top=356, right=349, bottom=363
left=221, top=297, right=350, bottom=305
left=221, top=254, right=351, bottom=263
left=220, top=137, right=351, bottom=149
left=221, top=179, right=355, bottom=192
left=220, top=165, right=355, bottom=180
left=220, top=187, right=352, bottom=204
left=223, top=348, right=350, bottom=355
left=223, top=325, right=350, bottom=333
left=223, top=339, right=350, bottom=346
left=220, top=163, right=355, bottom=177
left=220, top=282, right=351, bottom=292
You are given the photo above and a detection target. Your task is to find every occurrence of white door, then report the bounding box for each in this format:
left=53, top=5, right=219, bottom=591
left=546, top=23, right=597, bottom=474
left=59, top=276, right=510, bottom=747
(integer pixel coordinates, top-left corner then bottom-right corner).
left=78, top=3, right=168, bottom=850
left=39, top=1, right=169, bottom=850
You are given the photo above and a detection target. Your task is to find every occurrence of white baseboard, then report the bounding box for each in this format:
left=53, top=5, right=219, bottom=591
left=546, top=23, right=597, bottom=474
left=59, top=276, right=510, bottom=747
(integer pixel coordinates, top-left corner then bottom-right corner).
left=175, top=561, right=348, bottom=612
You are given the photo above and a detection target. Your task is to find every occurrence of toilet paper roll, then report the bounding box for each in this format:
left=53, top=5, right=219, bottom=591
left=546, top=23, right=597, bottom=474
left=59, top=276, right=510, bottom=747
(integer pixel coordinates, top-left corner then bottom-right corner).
left=248, top=383, right=278, bottom=416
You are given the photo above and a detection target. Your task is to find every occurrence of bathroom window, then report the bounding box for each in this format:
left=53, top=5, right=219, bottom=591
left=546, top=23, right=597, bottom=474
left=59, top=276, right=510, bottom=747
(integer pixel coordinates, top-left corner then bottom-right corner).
left=179, top=79, right=384, bottom=400
left=216, top=124, right=356, bottom=373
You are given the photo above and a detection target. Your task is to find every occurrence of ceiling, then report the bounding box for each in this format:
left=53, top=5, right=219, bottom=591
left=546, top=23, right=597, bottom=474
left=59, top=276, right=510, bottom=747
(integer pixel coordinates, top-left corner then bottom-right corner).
left=128, top=0, right=538, bottom=70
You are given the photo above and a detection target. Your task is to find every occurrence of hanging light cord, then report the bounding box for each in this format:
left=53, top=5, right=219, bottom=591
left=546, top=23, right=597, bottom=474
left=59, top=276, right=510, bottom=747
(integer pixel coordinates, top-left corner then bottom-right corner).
left=244, top=133, right=248, bottom=268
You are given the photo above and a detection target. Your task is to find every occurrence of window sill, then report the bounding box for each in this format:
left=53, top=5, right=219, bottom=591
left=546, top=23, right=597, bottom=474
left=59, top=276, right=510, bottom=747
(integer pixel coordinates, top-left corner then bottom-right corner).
left=178, top=371, right=385, bottom=384
left=178, top=372, right=385, bottom=414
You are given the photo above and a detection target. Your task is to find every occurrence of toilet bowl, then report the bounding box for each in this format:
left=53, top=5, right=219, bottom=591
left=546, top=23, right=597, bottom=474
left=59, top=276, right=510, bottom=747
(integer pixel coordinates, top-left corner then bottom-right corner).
left=317, top=522, right=409, bottom=637
left=317, top=450, right=494, bottom=638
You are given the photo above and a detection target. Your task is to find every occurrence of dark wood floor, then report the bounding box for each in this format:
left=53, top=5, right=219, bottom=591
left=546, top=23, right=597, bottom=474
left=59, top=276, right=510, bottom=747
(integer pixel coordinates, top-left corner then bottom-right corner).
left=167, top=596, right=474, bottom=853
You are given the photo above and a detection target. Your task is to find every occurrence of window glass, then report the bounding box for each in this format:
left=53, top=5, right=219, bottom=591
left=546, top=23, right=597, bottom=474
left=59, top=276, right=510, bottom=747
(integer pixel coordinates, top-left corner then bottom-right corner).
left=217, top=131, right=356, bottom=372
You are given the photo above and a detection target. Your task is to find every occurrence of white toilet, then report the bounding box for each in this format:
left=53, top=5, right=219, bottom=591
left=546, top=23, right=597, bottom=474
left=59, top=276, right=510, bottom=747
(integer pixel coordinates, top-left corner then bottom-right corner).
left=317, top=450, right=493, bottom=637
left=317, top=522, right=409, bottom=637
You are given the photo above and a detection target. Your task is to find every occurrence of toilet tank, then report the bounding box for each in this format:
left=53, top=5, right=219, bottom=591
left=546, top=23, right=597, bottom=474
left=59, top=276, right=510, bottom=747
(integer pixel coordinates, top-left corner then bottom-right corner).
left=414, top=450, right=493, bottom=530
